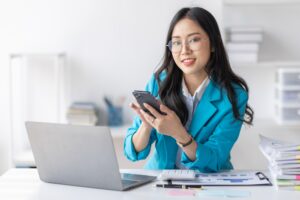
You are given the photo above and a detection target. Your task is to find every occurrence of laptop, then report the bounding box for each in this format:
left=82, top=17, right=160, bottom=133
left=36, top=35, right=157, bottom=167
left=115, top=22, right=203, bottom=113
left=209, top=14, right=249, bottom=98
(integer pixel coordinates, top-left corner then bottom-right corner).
left=25, top=121, right=156, bottom=191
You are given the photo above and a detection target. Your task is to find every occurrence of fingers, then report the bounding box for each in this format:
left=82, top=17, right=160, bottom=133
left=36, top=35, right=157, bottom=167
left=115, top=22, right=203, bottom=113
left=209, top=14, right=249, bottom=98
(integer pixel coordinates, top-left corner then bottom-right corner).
left=159, top=103, right=172, bottom=114
left=130, top=102, right=140, bottom=109
left=140, top=109, right=155, bottom=125
left=130, top=102, right=143, bottom=116
left=130, top=103, right=149, bottom=123
left=130, top=102, right=142, bottom=114
left=143, top=103, right=162, bottom=119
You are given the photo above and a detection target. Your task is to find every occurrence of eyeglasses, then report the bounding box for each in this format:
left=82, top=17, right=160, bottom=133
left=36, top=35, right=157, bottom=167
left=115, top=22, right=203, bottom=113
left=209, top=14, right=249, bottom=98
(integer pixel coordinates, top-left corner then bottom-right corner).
left=166, top=36, right=207, bottom=53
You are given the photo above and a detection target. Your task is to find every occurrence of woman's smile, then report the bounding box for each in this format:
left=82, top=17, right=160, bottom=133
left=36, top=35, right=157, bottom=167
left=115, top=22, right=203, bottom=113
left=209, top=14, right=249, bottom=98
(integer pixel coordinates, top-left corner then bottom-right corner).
left=181, top=58, right=196, bottom=67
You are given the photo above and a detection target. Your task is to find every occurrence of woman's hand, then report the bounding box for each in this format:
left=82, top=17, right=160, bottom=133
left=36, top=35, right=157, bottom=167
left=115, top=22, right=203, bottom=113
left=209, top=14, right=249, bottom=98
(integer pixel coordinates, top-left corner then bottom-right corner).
left=140, top=102, right=187, bottom=140
left=129, top=102, right=152, bottom=129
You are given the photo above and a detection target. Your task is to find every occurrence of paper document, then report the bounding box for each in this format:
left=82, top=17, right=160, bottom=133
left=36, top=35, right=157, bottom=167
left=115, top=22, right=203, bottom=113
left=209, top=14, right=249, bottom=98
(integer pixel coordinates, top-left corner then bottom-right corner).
left=259, top=134, right=300, bottom=190
left=159, top=170, right=271, bottom=186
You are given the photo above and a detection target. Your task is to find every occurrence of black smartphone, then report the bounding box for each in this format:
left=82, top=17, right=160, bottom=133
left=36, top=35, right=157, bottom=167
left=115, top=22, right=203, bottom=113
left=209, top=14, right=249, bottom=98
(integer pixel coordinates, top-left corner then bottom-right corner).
left=132, top=90, right=166, bottom=117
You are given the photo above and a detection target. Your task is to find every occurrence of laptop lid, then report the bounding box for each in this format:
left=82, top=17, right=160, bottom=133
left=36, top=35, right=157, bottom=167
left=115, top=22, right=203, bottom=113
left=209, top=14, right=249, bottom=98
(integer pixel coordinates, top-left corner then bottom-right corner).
left=26, top=121, right=125, bottom=190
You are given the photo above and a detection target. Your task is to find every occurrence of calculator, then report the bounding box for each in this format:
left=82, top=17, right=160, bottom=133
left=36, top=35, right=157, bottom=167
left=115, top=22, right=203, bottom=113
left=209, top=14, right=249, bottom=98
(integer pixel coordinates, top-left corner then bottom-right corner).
left=158, top=170, right=196, bottom=181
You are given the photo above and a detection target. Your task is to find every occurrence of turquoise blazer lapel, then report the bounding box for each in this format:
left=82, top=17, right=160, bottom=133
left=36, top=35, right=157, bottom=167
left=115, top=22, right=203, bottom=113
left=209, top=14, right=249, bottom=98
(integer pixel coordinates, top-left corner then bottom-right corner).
left=188, top=80, right=221, bottom=139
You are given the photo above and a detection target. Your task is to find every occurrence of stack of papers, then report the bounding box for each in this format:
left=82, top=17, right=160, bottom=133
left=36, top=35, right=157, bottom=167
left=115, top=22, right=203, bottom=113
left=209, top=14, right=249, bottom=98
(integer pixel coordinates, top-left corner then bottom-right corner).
left=226, top=26, right=263, bottom=63
left=66, top=102, right=98, bottom=125
left=259, top=135, right=300, bottom=191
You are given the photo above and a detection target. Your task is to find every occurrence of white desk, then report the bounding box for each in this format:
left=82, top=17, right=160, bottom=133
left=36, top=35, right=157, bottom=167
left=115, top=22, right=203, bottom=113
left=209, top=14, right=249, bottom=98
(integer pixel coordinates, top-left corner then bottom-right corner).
left=0, top=169, right=300, bottom=200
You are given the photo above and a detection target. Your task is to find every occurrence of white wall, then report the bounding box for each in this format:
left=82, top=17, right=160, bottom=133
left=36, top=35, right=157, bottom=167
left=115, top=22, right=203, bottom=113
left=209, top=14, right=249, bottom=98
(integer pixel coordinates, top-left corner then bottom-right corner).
left=0, top=0, right=223, bottom=174
left=224, top=4, right=300, bottom=61
left=224, top=3, right=300, bottom=170
left=224, top=4, right=300, bottom=119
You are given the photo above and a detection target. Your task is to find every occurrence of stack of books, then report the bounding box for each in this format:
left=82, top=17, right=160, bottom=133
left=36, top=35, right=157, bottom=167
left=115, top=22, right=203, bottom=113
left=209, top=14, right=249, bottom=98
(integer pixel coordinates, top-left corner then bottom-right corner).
left=66, top=102, right=98, bottom=126
left=226, top=26, right=263, bottom=63
left=259, top=135, right=300, bottom=191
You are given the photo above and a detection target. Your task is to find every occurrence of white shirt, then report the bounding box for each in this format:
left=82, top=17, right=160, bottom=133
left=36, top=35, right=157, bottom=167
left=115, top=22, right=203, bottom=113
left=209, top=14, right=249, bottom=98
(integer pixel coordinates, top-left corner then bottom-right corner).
left=175, top=77, right=210, bottom=169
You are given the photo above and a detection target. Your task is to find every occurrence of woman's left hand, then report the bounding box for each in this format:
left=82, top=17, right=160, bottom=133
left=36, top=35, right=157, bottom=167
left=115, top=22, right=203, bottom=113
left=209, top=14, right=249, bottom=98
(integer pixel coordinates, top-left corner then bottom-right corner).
left=140, top=102, right=186, bottom=139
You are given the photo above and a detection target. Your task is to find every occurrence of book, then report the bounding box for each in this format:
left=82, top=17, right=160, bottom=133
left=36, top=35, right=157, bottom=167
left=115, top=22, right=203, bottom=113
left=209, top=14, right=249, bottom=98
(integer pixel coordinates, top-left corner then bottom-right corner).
left=66, top=102, right=99, bottom=125
left=226, top=42, right=259, bottom=52
left=228, top=52, right=258, bottom=63
left=227, top=26, right=264, bottom=33
left=229, top=33, right=263, bottom=43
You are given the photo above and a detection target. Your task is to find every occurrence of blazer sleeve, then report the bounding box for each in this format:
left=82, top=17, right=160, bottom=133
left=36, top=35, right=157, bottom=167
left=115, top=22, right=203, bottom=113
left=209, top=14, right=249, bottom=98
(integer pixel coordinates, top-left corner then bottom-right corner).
left=123, top=74, right=158, bottom=161
left=181, top=89, right=248, bottom=172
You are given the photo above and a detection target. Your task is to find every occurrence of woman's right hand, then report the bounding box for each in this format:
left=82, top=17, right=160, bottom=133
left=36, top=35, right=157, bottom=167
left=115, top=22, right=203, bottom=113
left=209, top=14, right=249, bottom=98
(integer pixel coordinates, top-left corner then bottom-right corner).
left=129, top=102, right=152, bottom=129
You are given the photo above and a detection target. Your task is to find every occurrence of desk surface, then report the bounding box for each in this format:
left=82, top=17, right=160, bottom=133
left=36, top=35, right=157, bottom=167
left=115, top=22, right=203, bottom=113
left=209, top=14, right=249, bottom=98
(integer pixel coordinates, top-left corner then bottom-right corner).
left=0, top=168, right=300, bottom=200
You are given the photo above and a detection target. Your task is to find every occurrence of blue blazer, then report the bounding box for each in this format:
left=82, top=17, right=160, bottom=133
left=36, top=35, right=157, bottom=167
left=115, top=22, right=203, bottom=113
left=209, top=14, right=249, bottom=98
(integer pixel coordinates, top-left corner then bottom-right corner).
left=124, top=73, right=248, bottom=172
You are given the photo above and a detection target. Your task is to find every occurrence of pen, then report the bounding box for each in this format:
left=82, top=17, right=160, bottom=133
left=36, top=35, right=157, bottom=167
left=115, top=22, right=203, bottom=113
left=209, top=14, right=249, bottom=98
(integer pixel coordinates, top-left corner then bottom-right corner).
left=156, top=184, right=202, bottom=189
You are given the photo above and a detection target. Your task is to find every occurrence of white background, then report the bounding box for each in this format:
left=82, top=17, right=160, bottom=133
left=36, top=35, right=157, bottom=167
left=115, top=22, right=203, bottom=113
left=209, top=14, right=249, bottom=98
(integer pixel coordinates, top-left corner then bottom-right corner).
left=0, top=0, right=222, bottom=175
left=1, top=0, right=300, bottom=174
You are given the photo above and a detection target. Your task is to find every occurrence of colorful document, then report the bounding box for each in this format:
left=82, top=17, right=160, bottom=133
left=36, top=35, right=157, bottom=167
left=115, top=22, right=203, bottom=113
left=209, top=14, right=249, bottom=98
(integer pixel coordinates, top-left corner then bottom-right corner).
left=158, top=170, right=272, bottom=186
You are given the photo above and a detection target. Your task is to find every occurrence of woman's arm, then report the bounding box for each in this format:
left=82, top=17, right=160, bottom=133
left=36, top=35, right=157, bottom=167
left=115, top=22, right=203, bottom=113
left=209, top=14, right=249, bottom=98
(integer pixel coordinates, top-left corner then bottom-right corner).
left=132, top=122, right=152, bottom=152
left=181, top=91, right=248, bottom=172
left=124, top=74, right=159, bottom=161
left=173, top=128, right=197, bottom=161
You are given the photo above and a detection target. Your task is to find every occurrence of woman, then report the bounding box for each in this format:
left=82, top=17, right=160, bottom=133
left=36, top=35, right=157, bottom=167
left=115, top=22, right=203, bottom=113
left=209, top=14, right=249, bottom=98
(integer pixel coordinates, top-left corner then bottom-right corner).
left=124, top=7, right=254, bottom=172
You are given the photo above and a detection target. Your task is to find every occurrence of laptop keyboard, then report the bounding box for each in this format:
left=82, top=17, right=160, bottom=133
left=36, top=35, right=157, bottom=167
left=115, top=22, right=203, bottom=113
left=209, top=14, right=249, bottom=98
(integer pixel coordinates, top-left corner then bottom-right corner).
left=121, top=173, right=156, bottom=188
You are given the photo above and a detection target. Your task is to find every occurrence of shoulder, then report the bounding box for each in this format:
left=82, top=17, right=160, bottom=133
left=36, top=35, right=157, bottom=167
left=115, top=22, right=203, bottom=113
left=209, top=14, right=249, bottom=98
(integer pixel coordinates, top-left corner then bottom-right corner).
left=209, top=80, right=248, bottom=106
left=231, top=83, right=248, bottom=103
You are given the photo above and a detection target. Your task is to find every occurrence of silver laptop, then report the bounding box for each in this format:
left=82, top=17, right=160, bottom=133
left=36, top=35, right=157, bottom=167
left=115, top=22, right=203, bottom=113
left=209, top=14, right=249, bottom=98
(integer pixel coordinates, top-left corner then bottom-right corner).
left=25, top=121, right=156, bottom=191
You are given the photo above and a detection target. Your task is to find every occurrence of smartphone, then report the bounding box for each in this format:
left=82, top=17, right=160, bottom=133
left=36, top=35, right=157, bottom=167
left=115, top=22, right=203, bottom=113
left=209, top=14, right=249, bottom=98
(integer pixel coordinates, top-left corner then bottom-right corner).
left=132, top=90, right=166, bottom=117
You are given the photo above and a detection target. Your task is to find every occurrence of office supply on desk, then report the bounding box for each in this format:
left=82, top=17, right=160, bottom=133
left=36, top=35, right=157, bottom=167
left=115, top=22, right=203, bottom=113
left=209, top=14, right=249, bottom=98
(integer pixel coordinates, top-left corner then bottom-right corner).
left=157, top=170, right=272, bottom=186
left=25, top=122, right=156, bottom=191
left=156, top=181, right=202, bottom=189
left=167, top=189, right=196, bottom=197
left=3, top=168, right=300, bottom=200
left=277, top=185, right=300, bottom=191
left=156, top=184, right=201, bottom=189
left=158, top=170, right=196, bottom=181
left=104, top=96, right=124, bottom=126
left=259, top=134, right=300, bottom=190
left=197, top=189, right=251, bottom=198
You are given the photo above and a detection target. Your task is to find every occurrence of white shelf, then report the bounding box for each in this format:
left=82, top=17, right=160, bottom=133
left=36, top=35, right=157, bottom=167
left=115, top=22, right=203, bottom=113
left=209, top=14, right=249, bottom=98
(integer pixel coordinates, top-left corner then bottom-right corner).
left=224, top=0, right=300, bottom=5
left=275, top=100, right=300, bottom=108
left=110, top=124, right=131, bottom=139
left=275, top=119, right=300, bottom=126
left=232, top=61, right=300, bottom=68
left=276, top=84, right=300, bottom=90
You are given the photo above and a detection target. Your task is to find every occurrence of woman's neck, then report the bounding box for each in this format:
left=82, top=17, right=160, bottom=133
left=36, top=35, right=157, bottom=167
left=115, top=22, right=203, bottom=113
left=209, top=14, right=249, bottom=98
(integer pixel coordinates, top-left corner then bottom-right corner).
left=183, top=72, right=208, bottom=96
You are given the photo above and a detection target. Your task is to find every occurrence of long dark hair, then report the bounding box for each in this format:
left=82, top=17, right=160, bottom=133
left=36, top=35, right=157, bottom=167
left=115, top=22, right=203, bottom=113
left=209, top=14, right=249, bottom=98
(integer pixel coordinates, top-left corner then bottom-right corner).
left=155, top=7, right=254, bottom=125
